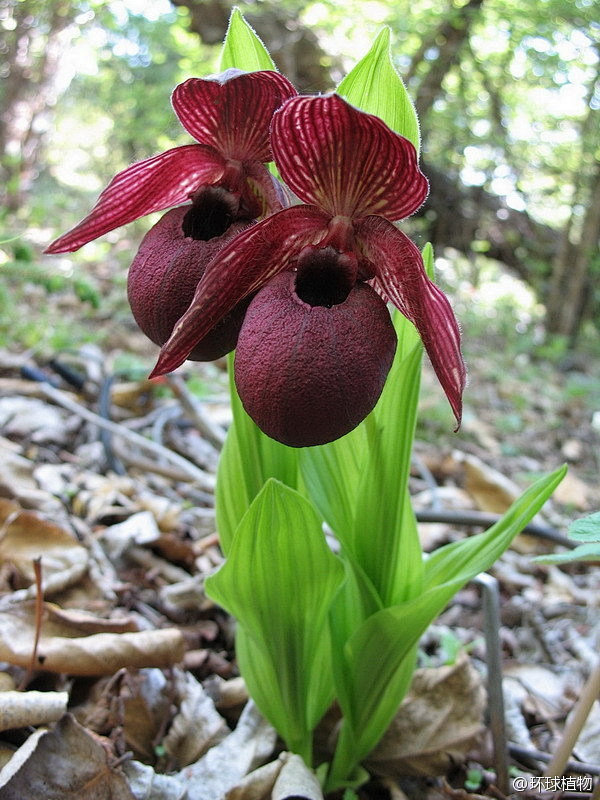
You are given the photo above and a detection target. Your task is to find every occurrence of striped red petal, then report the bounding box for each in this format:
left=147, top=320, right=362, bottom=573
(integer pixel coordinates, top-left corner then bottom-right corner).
left=150, top=204, right=330, bottom=376
left=271, top=94, right=428, bottom=221
left=172, top=70, right=297, bottom=162
left=356, top=216, right=466, bottom=427
left=45, top=145, right=225, bottom=254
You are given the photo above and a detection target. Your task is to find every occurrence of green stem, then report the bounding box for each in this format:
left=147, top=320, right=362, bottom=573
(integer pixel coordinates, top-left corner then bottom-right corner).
left=323, top=721, right=361, bottom=794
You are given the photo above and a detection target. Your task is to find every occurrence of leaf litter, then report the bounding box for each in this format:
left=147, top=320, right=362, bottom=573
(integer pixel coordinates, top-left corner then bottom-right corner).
left=0, top=345, right=598, bottom=799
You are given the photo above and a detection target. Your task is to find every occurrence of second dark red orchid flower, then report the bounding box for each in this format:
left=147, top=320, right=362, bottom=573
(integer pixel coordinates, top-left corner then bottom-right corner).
left=152, top=93, right=466, bottom=446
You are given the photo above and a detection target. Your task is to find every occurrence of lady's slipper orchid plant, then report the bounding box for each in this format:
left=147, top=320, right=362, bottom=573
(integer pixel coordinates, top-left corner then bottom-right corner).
left=45, top=69, right=296, bottom=359
left=153, top=94, right=466, bottom=446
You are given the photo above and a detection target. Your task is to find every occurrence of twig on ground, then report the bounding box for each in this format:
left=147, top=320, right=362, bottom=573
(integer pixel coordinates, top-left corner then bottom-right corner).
left=166, top=374, right=227, bottom=449
left=36, top=382, right=215, bottom=491
left=545, top=659, right=600, bottom=779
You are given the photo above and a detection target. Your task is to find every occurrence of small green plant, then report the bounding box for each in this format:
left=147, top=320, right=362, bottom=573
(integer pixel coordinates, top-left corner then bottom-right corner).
left=534, top=511, right=600, bottom=565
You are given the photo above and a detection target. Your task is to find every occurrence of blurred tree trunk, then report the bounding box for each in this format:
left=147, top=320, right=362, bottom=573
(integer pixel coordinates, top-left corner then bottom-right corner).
left=545, top=65, right=600, bottom=345
left=0, top=0, right=76, bottom=212
left=417, top=162, right=561, bottom=287
left=407, top=0, right=485, bottom=121
left=170, top=0, right=335, bottom=92
left=545, top=161, right=600, bottom=345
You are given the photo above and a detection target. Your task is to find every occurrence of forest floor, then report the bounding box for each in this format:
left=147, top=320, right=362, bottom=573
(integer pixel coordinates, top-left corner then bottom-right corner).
left=0, top=257, right=599, bottom=799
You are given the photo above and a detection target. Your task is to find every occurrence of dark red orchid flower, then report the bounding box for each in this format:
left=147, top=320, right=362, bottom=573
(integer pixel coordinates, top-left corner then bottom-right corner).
left=152, top=93, right=465, bottom=447
left=44, top=69, right=296, bottom=359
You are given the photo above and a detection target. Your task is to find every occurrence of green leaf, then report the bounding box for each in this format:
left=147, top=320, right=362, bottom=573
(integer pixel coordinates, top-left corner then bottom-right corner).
left=347, top=311, right=424, bottom=606
left=422, top=241, right=435, bottom=280
left=207, top=479, right=344, bottom=761
left=423, top=465, right=567, bottom=590
left=336, top=27, right=420, bottom=153
left=300, top=423, right=367, bottom=536
left=216, top=355, right=299, bottom=554
left=219, top=8, right=276, bottom=72
left=325, top=465, right=567, bottom=791
left=568, top=510, right=600, bottom=542
left=533, top=542, right=600, bottom=564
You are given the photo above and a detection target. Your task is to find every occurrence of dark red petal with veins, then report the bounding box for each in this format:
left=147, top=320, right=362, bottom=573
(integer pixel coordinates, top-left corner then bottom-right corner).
left=172, top=71, right=297, bottom=162
left=356, top=216, right=466, bottom=427
left=234, top=272, right=397, bottom=447
left=271, top=94, right=428, bottom=220
left=45, top=145, right=225, bottom=253
left=150, top=204, right=330, bottom=376
left=128, top=207, right=251, bottom=361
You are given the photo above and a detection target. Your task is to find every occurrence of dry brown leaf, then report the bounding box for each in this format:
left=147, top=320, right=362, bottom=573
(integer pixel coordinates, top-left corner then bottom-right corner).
left=271, top=753, right=323, bottom=800
left=124, top=760, right=187, bottom=799
left=364, top=655, right=486, bottom=778
left=0, top=397, right=74, bottom=445
left=98, top=510, right=161, bottom=562
left=0, top=442, right=71, bottom=526
left=225, top=757, right=284, bottom=800
left=0, top=498, right=88, bottom=596
left=208, top=676, right=250, bottom=710
left=451, top=451, right=520, bottom=513
left=551, top=471, right=592, bottom=510
left=180, top=700, right=277, bottom=798
left=0, top=690, right=68, bottom=732
left=44, top=604, right=139, bottom=634
left=572, top=699, right=600, bottom=764
left=503, top=664, right=576, bottom=718
left=163, top=670, right=229, bottom=768
left=0, top=713, right=135, bottom=799
left=0, top=600, right=185, bottom=675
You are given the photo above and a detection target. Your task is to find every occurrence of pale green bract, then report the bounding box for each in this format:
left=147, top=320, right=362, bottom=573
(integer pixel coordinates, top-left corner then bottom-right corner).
left=219, top=7, right=276, bottom=72
left=336, top=27, right=421, bottom=153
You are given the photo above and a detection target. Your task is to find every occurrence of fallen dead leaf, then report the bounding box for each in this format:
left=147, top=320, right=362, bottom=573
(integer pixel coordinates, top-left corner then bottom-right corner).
left=163, top=670, right=229, bottom=768
left=225, top=757, right=284, bottom=800
left=551, top=471, right=591, bottom=510
left=271, top=753, right=323, bottom=800
left=364, top=655, right=486, bottom=778
left=0, top=690, right=68, bottom=732
left=0, top=498, right=88, bottom=597
left=0, top=600, right=185, bottom=675
left=451, top=451, right=520, bottom=513
left=0, top=713, right=135, bottom=799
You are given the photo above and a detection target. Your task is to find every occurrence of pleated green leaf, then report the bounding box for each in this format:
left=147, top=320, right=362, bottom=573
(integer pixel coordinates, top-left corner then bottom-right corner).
left=336, top=27, right=420, bottom=154
left=220, top=8, right=276, bottom=72
left=207, top=479, right=344, bottom=761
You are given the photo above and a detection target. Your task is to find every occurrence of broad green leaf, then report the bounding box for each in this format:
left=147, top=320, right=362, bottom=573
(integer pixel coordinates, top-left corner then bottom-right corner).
left=207, top=479, right=344, bottom=760
left=216, top=356, right=299, bottom=553
left=568, top=510, right=600, bottom=542
left=336, top=27, right=420, bottom=153
left=220, top=8, right=276, bottom=72
left=533, top=542, right=600, bottom=564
